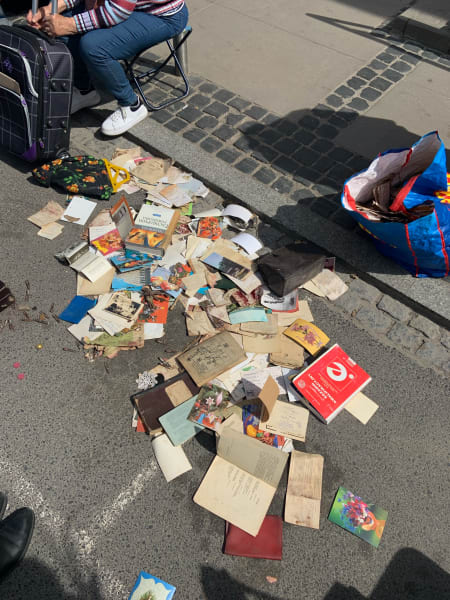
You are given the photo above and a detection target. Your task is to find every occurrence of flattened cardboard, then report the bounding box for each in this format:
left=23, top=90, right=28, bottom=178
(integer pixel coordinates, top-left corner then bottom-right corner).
left=285, top=450, right=324, bottom=529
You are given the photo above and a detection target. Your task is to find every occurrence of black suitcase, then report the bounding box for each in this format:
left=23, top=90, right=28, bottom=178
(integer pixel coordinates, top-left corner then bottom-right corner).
left=0, top=0, right=73, bottom=162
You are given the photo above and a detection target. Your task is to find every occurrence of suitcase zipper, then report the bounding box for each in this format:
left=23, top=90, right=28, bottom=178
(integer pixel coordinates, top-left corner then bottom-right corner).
left=0, top=40, right=39, bottom=98
left=0, top=84, right=33, bottom=150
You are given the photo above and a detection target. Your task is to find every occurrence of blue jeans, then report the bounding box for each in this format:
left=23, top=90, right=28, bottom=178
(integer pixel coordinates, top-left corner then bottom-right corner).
left=65, top=4, right=188, bottom=106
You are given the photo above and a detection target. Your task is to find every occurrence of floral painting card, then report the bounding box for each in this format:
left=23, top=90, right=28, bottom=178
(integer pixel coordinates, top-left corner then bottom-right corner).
left=328, top=487, right=388, bottom=548
left=283, top=318, right=329, bottom=355
left=128, top=571, right=175, bottom=600
left=188, top=383, right=231, bottom=431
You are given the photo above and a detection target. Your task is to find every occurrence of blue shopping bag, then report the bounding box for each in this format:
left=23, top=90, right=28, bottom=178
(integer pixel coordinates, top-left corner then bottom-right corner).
left=342, top=131, right=450, bottom=277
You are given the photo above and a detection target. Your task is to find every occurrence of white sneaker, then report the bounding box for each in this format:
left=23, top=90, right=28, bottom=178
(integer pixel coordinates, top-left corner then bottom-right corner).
left=101, top=103, right=148, bottom=136
left=70, top=87, right=102, bottom=114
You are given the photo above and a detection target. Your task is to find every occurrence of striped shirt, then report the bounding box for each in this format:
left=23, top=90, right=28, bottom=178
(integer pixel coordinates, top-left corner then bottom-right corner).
left=64, top=0, right=185, bottom=33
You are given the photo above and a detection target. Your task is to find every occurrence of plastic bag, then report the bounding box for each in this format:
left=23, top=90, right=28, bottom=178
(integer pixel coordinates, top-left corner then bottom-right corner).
left=342, top=131, right=450, bottom=277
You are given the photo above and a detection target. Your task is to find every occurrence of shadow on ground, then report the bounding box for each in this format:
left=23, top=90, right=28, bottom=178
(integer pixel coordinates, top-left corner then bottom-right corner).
left=200, top=549, right=450, bottom=600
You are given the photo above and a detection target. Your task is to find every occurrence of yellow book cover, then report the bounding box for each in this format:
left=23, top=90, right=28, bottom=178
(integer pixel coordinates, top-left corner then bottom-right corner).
left=283, top=318, right=329, bottom=355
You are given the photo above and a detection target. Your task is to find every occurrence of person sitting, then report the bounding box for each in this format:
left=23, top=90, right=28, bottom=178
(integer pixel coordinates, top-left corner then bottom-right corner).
left=0, top=492, right=35, bottom=580
left=27, top=0, right=188, bottom=136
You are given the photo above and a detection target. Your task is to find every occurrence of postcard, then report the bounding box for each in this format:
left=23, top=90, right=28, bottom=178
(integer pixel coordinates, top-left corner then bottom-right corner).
left=188, top=383, right=231, bottom=431
left=103, top=291, right=142, bottom=322
left=344, top=392, right=379, bottom=425
left=201, top=252, right=250, bottom=280
left=91, top=227, right=123, bottom=256
left=158, top=396, right=204, bottom=446
left=197, top=216, right=222, bottom=239
left=328, top=487, right=388, bottom=548
left=128, top=571, right=176, bottom=600
left=283, top=318, right=329, bottom=355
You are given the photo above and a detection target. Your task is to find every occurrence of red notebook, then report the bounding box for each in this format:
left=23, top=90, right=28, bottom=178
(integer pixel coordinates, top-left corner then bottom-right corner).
left=223, top=515, right=282, bottom=560
left=292, top=344, right=371, bottom=424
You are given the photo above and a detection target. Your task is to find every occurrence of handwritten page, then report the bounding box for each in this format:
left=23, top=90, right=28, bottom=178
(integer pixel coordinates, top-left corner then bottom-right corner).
left=285, top=450, right=324, bottom=529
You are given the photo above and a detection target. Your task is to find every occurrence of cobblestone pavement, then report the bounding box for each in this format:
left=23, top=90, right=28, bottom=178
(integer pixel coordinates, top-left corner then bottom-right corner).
left=70, top=24, right=449, bottom=379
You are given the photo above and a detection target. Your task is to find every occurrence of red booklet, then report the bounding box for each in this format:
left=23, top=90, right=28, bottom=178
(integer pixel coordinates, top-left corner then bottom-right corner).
left=292, top=344, right=371, bottom=423
left=223, top=515, right=282, bottom=560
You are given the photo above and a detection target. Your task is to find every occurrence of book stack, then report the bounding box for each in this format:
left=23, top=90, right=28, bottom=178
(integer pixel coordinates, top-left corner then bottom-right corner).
left=124, top=204, right=180, bottom=257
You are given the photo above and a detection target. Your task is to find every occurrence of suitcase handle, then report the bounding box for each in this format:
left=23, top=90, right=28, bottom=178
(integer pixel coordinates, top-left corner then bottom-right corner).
left=32, top=0, right=58, bottom=15
left=14, top=23, right=59, bottom=45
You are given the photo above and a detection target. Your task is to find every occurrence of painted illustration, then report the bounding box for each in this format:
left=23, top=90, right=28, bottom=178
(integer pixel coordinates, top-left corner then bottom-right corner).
left=328, top=487, right=388, bottom=548
left=242, top=404, right=285, bottom=449
left=284, top=318, right=330, bottom=355
left=127, top=227, right=165, bottom=249
left=202, top=252, right=250, bottom=280
left=128, top=571, right=175, bottom=600
left=188, top=383, right=231, bottom=430
left=197, top=216, right=222, bottom=239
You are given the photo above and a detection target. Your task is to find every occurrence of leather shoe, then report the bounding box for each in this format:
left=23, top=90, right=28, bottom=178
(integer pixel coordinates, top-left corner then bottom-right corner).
left=0, top=508, right=35, bottom=579
left=0, top=492, right=6, bottom=520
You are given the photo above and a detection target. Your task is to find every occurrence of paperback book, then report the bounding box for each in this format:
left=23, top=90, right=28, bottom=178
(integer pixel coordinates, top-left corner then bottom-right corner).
left=125, top=204, right=180, bottom=257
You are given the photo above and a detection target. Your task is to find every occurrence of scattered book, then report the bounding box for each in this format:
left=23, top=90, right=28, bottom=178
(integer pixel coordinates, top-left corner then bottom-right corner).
left=110, top=251, right=154, bottom=273
left=285, top=450, right=324, bottom=529
left=178, top=331, right=247, bottom=387
left=59, top=295, right=96, bottom=324
left=125, top=204, right=180, bottom=257
left=90, top=227, right=123, bottom=256
left=284, top=318, right=330, bottom=355
left=128, top=571, right=176, bottom=600
left=224, top=515, right=282, bottom=560
left=328, top=487, right=387, bottom=548
left=110, top=196, right=134, bottom=240
left=292, top=344, right=371, bottom=424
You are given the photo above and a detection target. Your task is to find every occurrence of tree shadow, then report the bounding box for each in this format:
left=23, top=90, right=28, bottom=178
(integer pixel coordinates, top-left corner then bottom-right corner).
left=323, top=548, right=450, bottom=600
left=201, top=566, right=283, bottom=600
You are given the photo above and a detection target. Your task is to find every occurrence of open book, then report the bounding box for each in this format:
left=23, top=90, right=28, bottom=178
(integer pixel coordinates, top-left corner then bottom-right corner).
left=194, top=426, right=288, bottom=536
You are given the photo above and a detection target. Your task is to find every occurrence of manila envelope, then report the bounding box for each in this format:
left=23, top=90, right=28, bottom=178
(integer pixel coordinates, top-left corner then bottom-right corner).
left=285, top=450, right=324, bottom=529
left=258, top=376, right=309, bottom=442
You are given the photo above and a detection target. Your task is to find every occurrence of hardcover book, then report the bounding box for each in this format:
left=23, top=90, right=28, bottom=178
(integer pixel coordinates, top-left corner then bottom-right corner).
left=224, top=515, right=283, bottom=560
left=328, top=487, right=388, bottom=548
left=291, top=344, right=371, bottom=423
left=125, top=204, right=180, bottom=257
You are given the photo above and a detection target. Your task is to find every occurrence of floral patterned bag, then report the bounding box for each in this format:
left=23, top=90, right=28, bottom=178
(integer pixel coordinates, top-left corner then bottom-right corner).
left=32, top=155, right=129, bottom=200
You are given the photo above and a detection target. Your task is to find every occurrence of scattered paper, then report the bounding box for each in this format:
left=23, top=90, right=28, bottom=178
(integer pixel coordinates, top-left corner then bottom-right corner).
left=285, top=450, right=323, bottom=529
left=344, top=392, right=379, bottom=424
left=62, top=196, right=97, bottom=225
left=222, top=204, right=253, bottom=229
left=28, top=200, right=65, bottom=228
left=152, top=434, right=192, bottom=482
left=231, top=232, right=263, bottom=255
left=310, top=269, right=348, bottom=301
left=229, top=307, right=268, bottom=325
left=37, top=222, right=64, bottom=240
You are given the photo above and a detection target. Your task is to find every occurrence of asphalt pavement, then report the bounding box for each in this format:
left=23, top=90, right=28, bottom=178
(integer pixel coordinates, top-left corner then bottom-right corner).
left=0, top=146, right=449, bottom=600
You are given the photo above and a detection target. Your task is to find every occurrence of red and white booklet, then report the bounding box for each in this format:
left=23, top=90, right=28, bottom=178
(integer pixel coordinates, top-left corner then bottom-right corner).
left=291, top=344, right=371, bottom=423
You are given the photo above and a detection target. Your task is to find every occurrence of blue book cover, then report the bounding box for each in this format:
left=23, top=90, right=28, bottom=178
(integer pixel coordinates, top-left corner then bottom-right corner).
left=111, top=251, right=154, bottom=273
left=59, top=296, right=96, bottom=324
left=128, top=571, right=175, bottom=600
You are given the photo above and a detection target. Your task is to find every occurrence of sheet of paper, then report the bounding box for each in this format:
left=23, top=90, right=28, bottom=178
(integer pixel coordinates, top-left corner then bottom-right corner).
left=261, top=287, right=298, bottom=312
left=185, top=236, right=212, bottom=261
left=76, top=266, right=115, bottom=296
left=242, top=332, right=281, bottom=354
left=143, top=323, right=164, bottom=340
left=270, top=328, right=305, bottom=369
left=183, top=272, right=207, bottom=297
left=68, top=315, right=104, bottom=342
left=222, top=204, right=253, bottom=225
left=285, top=450, right=324, bottom=529
left=133, top=157, right=171, bottom=185
left=194, top=455, right=276, bottom=536
left=207, top=288, right=227, bottom=306
left=152, top=434, right=192, bottom=482
left=226, top=270, right=262, bottom=295
left=160, top=184, right=192, bottom=207
left=344, top=392, right=379, bottom=424
left=207, top=305, right=231, bottom=325
left=165, top=380, right=194, bottom=407
left=260, top=398, right=310, bottom=442
left=37, top=222, right=64, bottom=240
left=310, top=269, right=348, bottom=301
left=62, top=196, right=97, bottom=225
left=218, top=426, right=288, bottom=487
left=242, top=366, right=286, bottom=399
left=158, top=396, right=204, bottom=446
left=186, top=310, right=216, bottom=336
left=231, top=232, right=263, bottom=254
left=111, top=146, right=142, bottom=168
left=82, top=255, right=114, bottom=283
left=276, top=301, right=314, bottom=326
left=193, top=208, right=222, bottom=218
left=28, top=200, right=65, bottom=227
left=89, top=224, right=116, bottom=242
left=241, top=313, right=278, bottom=335
left=302, top=280, right=326, bottom=297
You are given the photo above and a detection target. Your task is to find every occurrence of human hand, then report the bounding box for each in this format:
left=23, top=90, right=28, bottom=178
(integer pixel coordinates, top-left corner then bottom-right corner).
left=26, top=6, right=50, bottom=29
left=41, top=14, right=77, bottom=37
